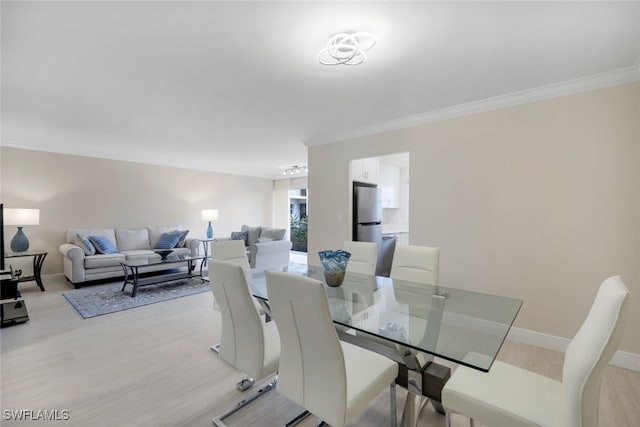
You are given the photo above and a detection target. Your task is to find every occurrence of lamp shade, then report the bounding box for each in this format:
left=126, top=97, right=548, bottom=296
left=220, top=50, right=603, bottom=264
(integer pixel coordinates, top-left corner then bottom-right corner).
left=201, top=209, right=219, bottom=221
left=4, top=208, right=39, bottom=226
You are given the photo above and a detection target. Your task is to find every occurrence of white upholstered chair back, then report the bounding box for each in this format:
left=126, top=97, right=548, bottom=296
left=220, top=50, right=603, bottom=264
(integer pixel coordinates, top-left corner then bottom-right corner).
left=390, top=245, right=440, bottom=285
left=562, top=275, right=630, bottom=427
left=211, top=240, right=250, bottom=271
left=210, top=259, right=277, bottom=380
left=266, top=271, right=348, bottom=427
left=343, top=240, right=378, bottom=275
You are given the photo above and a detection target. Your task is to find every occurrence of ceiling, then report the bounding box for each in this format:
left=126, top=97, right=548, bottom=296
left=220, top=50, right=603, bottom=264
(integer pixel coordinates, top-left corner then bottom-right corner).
left=2, top=1, right=639, bottom=179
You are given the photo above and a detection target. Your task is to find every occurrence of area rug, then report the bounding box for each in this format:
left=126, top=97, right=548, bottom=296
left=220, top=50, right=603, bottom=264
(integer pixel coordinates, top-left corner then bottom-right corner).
left=62, top=278, right=211, bottom=319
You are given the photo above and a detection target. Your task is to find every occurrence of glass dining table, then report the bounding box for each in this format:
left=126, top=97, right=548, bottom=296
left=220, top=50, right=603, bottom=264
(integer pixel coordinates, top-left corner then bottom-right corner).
left=250, top=263, right=523, bottom=426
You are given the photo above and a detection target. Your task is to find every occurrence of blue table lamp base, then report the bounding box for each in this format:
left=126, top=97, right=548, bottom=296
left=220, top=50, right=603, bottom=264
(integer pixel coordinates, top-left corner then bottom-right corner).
left=206, top=222, right=214, bottom=239
left=10, top=226, right=30, bottom=252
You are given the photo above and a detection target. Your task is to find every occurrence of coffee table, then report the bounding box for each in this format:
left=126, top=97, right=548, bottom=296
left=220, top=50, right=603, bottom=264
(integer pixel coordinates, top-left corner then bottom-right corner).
left=120, top=254, right=206, bottom=297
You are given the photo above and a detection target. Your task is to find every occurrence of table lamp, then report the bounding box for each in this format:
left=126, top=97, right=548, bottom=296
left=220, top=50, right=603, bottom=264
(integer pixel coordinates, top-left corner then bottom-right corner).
left=201, top=209, right=218, bottom=239
left=4, top=208, right=39, bottom=252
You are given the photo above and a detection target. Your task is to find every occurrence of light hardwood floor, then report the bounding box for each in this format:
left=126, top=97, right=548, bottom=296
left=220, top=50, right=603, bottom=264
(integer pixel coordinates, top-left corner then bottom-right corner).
left=1, top=275, right=638, bottom=427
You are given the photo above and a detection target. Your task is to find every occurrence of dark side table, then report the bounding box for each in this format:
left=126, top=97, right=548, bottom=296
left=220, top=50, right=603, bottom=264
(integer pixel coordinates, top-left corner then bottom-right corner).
left=5, top=250, right=47, bottom=292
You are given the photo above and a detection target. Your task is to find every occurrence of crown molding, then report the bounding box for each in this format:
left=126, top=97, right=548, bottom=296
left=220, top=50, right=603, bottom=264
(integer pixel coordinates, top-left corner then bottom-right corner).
left=304, top=65, right=640, bottom=147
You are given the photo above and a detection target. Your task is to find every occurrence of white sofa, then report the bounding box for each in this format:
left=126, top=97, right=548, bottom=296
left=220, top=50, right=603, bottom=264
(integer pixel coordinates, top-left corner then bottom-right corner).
left=59, top=226, right=200, bottom=287
left=215, top=224, right=292, bottom=271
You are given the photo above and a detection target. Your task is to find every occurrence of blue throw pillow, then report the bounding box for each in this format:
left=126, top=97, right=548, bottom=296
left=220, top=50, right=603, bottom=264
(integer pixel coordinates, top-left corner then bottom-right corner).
left=176, top=229, right=189, bottom=247
left=76, top=233, right=96, bottom=256
left=154, top=232, right=182, bottom=249
left=230, top=231, right=248, bottom=246
left=88, top=235, right=118, bottom=254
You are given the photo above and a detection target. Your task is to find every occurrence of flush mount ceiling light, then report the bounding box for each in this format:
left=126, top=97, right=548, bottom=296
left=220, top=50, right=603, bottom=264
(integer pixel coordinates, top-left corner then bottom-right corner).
left=283, top=165, right=308, bottom=175
left=317, top=32, right=376, bottom=66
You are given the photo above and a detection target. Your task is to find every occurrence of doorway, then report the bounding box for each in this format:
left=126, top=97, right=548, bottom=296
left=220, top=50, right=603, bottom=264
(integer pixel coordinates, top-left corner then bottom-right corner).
left=351, top=151, right=409, bottom=275
left=289, top=187, right=307, bottom=253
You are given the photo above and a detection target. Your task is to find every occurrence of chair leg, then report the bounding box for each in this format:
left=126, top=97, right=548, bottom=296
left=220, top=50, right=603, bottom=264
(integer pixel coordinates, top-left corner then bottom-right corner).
left=390, top=381, right=397, bottom=427
left=445, top=411, right=451, bottom=427
left=283, top=410, right=311, bottom=427
left=469, top=418, right=475, bottom=427
left=212, top=377, right=277, bottom=426
left=236, top=377, right=255, bottom=391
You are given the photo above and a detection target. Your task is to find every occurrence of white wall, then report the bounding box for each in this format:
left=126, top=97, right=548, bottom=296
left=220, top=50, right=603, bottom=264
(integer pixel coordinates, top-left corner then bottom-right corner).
left=308, top=82, right=639, bottom=354
left=1, top=147, right=274, bottom=275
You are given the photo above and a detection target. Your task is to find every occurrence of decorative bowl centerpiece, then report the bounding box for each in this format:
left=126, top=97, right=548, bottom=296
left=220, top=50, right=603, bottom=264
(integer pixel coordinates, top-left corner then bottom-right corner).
left=154, top=249, right=173, bottom=260
left=318, top=249, right=351, bottom=287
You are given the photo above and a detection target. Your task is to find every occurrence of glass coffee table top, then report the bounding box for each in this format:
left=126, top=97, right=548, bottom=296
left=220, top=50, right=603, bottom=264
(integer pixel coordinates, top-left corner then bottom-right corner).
left=121, top=254, right=205, bottom=268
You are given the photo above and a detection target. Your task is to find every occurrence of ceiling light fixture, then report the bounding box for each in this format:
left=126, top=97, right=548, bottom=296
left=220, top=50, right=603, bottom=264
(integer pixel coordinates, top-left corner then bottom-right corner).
left=317, top=32, right=376, bottom=66
left=283, top=165, right=308, bottom=176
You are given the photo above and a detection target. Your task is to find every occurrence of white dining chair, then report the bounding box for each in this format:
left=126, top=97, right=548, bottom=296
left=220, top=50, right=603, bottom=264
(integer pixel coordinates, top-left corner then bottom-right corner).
left=388, top=244, right=443, bottom=418
left=211, top=239, right=250, bottom=271
left=343, top=240, right=378, bottom=275
left=390, top=244, right=440, bottom=285
left=266, top=270, right=399, bottom=427
left=210, top=260, right=280, bottom=426
left=442, top=275, right=630, bottom=427
left=209, top=240, right=264, bottom=352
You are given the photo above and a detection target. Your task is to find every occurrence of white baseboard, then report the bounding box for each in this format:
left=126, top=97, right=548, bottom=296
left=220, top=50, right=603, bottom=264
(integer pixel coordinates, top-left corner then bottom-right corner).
left=507, top=326, right=640, bottom=372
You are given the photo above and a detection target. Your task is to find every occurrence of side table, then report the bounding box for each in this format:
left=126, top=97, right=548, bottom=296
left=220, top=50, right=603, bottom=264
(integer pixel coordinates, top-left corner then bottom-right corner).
left=5, top=250, right=48, bottom=292
left=198, top=238, right=214, bottom=268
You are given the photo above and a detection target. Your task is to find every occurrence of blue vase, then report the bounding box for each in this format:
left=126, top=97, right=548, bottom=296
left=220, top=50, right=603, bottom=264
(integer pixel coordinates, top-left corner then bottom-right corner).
left=206, top=222, right=214, bottom=239
left=10, top=227, right=30, bottom=252
left=318, top=249, right=351, bottom=287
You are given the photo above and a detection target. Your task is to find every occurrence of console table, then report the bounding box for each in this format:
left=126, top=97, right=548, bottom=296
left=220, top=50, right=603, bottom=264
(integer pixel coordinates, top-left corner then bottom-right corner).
left=5, top=251, right=47, bottom=292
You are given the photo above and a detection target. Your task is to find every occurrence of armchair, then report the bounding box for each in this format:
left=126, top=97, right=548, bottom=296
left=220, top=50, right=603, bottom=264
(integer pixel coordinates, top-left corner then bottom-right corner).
left=216, top=225, right=291, bottom=271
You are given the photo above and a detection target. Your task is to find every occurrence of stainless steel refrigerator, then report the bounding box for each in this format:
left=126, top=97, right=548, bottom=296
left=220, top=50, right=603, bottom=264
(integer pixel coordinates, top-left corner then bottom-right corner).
left=353, top=183, right=383, bottom=265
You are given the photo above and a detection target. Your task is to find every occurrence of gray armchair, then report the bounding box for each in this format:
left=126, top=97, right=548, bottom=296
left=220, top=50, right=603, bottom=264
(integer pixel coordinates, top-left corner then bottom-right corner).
left=215, top=225, right=291, bottom=271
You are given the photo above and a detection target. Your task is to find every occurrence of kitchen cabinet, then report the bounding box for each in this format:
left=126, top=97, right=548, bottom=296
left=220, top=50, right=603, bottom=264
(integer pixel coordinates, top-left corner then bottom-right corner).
left=352, top=157, right=379, bottom=184
left=378, top=163, right=400, bottom=208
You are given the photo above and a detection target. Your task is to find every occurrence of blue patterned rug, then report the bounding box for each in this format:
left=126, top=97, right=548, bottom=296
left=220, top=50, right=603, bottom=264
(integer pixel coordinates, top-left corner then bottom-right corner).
left=62, top=278, right=211, bottom=319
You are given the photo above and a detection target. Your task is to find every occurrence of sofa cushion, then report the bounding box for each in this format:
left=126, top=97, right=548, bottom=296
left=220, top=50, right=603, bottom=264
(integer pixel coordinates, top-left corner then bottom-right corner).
left=115, top=228, right=150, bottom=251
left=241, top=225, right=262, bottom=247
left=154, top=232, right=182, bottom=249
left=260, top=227, right=286, bottom=241
left=257, top=237, right=274, bottom=243
left=75, top=233, right=96, bottom=256
left=172, top=247, right=191, bottom=256
left=121, top=250, right=159, bottom=261
left=84, top=253, right=125, bottom=268
left=231, top=231, right=249, bottom=246
left=89, top=236, right=119, bottom=254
